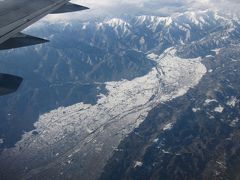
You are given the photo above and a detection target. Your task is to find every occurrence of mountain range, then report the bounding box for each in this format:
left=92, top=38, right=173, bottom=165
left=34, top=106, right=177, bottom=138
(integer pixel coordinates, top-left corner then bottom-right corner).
left=0, top=10, right=239, bottom=180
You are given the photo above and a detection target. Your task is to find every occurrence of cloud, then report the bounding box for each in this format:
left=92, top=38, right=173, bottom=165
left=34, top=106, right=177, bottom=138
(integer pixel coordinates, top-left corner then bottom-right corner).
left=42, top=0, right=240, bottom=23
left=206, top=0, right=240, bottom=13
left=72, top=0, right=240, bottom=14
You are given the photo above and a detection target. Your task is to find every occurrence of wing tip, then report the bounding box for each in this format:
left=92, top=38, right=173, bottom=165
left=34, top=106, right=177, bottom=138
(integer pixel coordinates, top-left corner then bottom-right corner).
left=52, top=3, right=90, bottom=14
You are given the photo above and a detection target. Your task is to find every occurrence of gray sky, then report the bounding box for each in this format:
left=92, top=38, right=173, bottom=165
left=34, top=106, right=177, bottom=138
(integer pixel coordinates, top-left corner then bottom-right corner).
left=73, top=0, right=240, bottom=14
left=43, top=0, right=240, bottom=22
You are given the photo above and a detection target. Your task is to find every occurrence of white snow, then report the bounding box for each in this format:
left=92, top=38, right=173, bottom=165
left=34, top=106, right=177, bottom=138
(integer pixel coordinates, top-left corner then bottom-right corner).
left=162, top=150, right=171, bottom=154
left=135, top=16, right=172, bottom=32
left=147, top=53, right=160, bottom=61
left=204, top=99, right=218, bottom=105
left=206, top=55, right=214, bottom=58
left=165, top=17, right=173, bottom=26
left=211, top=48, right=221, bottom=55
left=230, top=118, right=239, bottom=127
left=104, top=18, right=132, bottom=36
left=227, top=97, right=238, bottom=107
left=230, top=58, right=239, bottom=62
left=163, top=123, right=173, bottom=131
left=134, top=161, right=143, bottom=168
left=0, top=48, right=207, bottom=177
left=214, top=105, right=224, bottom=113
left=175, top=11, right=208, bottom=28
left=86, top=127, right=94, bottom=134
left=187, top=12, right=200, bottom=25
left=192, top=108, right=201, bottom=112
left=139, top=36, right=145, bottom=45
left=216, top=161, right=226, bottom=169
left=105, top=18, right=130, bottom=28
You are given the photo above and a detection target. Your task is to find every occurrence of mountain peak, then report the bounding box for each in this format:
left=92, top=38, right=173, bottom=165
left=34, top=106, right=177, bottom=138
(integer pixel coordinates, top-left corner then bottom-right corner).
left=135, top=15, right=172, bottom=26
left=134, top=15, right=173, bottom=32
left=173, top=10, right=233, bottom=27
left=104, top=18, right=131, bottom=28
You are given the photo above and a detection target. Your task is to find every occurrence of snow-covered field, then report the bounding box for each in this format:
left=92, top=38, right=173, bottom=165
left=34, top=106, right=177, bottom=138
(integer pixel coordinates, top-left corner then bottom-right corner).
left=0, top=48, right=207, bottom=179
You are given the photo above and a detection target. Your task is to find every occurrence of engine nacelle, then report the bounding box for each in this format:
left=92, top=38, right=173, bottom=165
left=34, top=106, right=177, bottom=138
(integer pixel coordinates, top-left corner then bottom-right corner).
left=0, top=73, right=23, bottom=96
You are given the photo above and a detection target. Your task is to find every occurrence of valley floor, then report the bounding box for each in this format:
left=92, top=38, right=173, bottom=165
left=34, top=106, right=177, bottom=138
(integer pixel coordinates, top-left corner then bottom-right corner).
left=0, top=48, right=206, bottom=180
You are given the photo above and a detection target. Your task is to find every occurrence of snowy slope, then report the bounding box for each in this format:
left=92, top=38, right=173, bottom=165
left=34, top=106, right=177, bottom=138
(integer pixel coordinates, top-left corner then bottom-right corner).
left=0, top=48, right=206, bottom=179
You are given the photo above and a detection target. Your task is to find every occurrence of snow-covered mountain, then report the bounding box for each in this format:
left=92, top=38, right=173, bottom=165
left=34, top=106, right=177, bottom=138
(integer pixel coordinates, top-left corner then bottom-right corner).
left=0, top=10, right=239, bottom=180
left=23, top=10, right=240, bottom=56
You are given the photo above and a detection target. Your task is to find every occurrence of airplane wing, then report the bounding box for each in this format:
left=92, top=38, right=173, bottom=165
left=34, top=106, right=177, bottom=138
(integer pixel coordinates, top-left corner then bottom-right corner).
left=0, top=0, right=89, bottom=49
left=0, top=0, right=89, bottom=96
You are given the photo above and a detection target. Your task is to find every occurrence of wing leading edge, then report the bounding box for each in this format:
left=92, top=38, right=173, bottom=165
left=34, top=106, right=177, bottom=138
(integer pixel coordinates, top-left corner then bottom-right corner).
left=0, top=0, right=89, bottom=96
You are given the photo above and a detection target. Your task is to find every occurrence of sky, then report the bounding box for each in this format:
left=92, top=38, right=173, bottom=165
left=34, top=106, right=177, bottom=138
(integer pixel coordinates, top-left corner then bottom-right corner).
left=43, top=0, right=240, bottom=22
